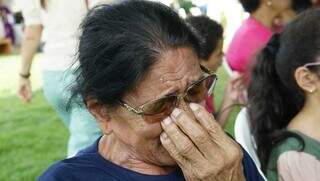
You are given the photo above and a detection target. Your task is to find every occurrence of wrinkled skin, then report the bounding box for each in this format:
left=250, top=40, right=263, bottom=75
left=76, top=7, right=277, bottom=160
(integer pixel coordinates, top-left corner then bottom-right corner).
left=160, top=104, right=244, bottom=181
left=94, top=47, right=245, bottom=180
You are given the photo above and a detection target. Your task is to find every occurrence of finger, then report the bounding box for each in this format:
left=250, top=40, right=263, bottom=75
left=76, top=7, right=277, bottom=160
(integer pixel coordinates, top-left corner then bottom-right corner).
left=169, top=108, right=215, bottom=155
left=21, top=87, right=31, bottom=103
left=19, top=87, right=28, bottom=102
left=25, top=87, right=32, bottom=102
left=230, top=75, right=242, bottom=83
left=189, top=104, right=239, bottom=154
left=230, top=79, right=245, bottom=91
left=160, top=132, right=188, bottom=166
left=17, top=88, right=24, bottom=99
left=232, top=78, right=244, bottom=88
left=189, top=103, right=226, bottom=143
left=230, top=72, right=242, bottom=81
left=161, top=117, right=203, bottom=161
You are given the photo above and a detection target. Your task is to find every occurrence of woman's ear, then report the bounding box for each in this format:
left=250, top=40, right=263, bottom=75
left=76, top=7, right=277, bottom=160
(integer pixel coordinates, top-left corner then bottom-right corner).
left=86, top=99, right=113, bottom=135
left=295, top=67, right=318, bottom=94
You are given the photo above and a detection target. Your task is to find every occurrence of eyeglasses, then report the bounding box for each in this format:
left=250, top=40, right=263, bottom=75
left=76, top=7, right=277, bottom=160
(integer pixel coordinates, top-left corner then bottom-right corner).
left=304, top=62, right=320, bottom=74
left=118, top=65, right=218, bottom=116
left=304, top=62, right=320, bottom=68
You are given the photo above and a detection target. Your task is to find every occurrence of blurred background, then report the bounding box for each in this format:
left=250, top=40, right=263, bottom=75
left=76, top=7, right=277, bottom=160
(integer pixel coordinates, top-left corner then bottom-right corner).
left=0, top=0, right=316, bottom=180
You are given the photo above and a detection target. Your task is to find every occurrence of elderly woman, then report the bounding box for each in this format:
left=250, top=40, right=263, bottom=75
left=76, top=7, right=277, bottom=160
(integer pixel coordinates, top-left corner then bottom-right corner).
left=39, top=1, right=263, bottom=180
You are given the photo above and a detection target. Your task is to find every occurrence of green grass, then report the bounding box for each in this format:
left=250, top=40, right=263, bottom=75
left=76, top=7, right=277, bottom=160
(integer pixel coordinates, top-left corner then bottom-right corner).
left=0, top=91, right=68, bottom=181
left=0, top=54, right=68, bottom=181
left=0, top=54, right=239, bottom=180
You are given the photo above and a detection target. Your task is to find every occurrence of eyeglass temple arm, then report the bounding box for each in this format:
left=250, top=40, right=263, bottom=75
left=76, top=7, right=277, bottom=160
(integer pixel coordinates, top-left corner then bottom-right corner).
left=119, top=101, right=144, bottom=115
left=304, top=62, right=320, bottom=67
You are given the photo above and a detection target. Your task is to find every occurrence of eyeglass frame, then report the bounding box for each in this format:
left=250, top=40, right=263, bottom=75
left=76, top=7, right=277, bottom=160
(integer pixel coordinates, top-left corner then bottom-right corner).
left=118, top=65, right=218, bottom=115
left=304, top=62, right=320, bottom=68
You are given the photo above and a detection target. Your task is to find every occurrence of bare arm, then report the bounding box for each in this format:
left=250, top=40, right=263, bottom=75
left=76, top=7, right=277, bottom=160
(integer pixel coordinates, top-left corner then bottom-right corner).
left=20, top=25, right=43, bottom=76
left=17, top=25, right=43, bottom=102
left=216, top=72, right=244, bottom=128
left=216, top=92, right=236, bottom=128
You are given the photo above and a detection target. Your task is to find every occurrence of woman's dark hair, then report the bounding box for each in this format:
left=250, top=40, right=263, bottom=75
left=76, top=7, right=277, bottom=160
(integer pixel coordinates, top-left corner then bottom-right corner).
left=248, top=9, right=320, bottom=171
left=292, top=0, right=312, bottom=13
left=239, top=0, right=261, bottom=13
left=71, top=0, right=200, bottom=107
left=185, top=15, right=223, bottom=60
left=40, top=0, right=46, bottom=9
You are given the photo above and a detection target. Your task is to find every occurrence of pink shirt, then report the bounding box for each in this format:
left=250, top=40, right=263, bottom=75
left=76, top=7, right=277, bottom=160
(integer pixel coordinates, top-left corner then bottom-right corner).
left=226, top=17, right=273, bottom=73
left=205, top=95, right=214, bottom=113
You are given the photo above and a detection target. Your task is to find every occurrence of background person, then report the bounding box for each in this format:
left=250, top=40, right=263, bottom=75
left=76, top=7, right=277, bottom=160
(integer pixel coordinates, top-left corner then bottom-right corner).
left=226, top=0, right=292, bottom=74
left=185, top=15, right=244, bottom=127
left=0, top=0, right=14, bottom=53
left=248, top=9, right=320, bottom=180
left=17, top=0, right=111, bottom=157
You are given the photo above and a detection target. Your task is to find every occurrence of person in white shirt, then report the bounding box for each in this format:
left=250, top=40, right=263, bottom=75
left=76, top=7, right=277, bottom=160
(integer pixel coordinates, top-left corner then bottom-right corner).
left=18, top=0, right=112, bottom=157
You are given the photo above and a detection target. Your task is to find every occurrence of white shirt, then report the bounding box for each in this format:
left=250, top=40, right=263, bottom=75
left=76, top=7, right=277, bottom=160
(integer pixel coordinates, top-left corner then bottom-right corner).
left=21, top=0, right=113, bottom=71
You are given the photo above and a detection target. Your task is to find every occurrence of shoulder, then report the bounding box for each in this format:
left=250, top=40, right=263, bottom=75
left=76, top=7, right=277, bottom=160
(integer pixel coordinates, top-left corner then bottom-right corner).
left=241, top=148, right=265, bottom=181
left=231, top=18, right=271, bottom=46
left=20, top=0, right=42, bottom=26
left=266, top=136, right=304, bottom=179
left=275, top=151, right=320, bottom=181
left=269, top=136, right=303, bottom=165
left=38, top=160, right=74, bottom=181
left=226, top=18, right=271, bottom=65
left=270, top=136, right=303, bottom=160
left=37, top=156, right=117, bottom=181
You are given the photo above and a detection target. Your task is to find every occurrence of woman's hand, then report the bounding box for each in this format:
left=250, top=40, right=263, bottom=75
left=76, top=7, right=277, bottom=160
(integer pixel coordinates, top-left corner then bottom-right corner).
left=225, top=72, right=245, bottom=104
left=18, top=77, right=32, bottom=103
left=160, top=103, right=245, bottom=181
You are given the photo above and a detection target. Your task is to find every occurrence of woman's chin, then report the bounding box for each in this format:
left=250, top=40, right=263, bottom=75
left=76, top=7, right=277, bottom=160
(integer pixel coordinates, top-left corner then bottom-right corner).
left=154, top=145, right=177, bottom=166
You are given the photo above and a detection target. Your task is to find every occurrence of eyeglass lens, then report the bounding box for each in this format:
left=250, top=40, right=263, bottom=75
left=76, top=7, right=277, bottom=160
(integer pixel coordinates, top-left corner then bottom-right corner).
left=142, top=75, right=215, bottom=115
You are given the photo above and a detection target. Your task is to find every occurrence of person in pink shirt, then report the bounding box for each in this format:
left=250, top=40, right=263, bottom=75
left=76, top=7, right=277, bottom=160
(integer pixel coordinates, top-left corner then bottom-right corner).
left=227, top=0, right=292, bottom=74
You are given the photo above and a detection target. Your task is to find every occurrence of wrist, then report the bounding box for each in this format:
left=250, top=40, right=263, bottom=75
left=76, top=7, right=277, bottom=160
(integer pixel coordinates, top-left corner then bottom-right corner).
left=222, top=96, right=236, bottom=106
left=19, top=72, right=31, bottom=79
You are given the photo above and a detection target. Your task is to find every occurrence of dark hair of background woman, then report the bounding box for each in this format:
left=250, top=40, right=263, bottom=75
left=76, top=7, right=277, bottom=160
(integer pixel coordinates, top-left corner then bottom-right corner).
left=239, top=0, right=312, bottom=14
left=239, top=0, right=261, bottom=13
left=185, top=15, right=223, bottom=60
left=292, top=0, right=312, bottom=13
left=71, top=0, right=200, bottom=107
left=247, top=9, right=320, bottom=172
left=40, top=0, right=46, bottom=9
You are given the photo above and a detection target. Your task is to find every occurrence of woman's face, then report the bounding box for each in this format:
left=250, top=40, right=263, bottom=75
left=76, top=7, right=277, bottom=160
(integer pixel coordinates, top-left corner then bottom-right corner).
left=200, top=39, right=224, bottom=72
left=108, top=47, right=202, bottom=166
left=270, top=0, right=292, bottom=13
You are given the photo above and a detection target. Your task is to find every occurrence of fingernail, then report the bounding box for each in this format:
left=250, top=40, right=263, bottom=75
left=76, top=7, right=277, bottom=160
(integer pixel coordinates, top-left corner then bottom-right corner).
left=162, top=117, right=172, bottom=126
left=171, top=108, right=181, bottom=118
left=161, top=132, right=167, bottom=139
left=189, top=103, right=199, bottom=111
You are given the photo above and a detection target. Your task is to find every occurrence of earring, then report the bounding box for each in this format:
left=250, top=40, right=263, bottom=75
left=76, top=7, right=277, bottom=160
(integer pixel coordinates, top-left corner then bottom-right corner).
left=309, top=89, right=315, bottom=93
left=267, top=1, right=272, bottom=6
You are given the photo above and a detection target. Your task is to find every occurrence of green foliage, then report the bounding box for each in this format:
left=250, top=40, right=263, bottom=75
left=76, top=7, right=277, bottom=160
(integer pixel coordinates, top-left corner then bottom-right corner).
left=0, top=91, right=68, bottom=181
left=177, top=0, right=194, bottom=13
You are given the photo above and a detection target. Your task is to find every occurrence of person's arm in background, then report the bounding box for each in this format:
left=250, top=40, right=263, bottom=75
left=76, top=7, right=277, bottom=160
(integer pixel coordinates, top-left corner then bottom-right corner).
left=18, top=25, right=42, bottom=102
left=18, top=0, right=43, bottom=102
left=217, top=72, right=244, bottom=127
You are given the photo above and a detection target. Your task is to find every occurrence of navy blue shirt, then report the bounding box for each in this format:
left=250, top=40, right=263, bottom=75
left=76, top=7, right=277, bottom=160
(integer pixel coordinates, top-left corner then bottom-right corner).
left=39, top=138, right=264, bottom=181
